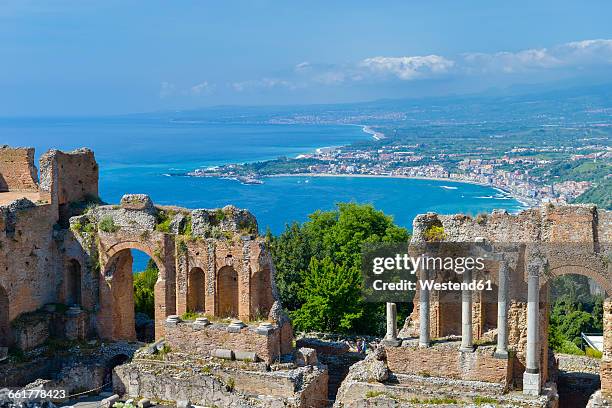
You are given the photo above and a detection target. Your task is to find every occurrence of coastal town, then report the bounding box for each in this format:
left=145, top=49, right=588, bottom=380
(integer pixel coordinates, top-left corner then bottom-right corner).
left=186, top=126, right=611, bottom=208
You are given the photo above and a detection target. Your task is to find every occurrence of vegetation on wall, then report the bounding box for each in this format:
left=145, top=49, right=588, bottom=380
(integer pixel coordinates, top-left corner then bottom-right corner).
left=99, top=216, right=119, bottom=233
left=268, top=202, right=410, bottom=335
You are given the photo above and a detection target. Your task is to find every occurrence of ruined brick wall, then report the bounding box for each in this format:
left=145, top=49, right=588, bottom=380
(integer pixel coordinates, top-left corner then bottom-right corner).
left=0, top=201, right=60, bottom=346
left=39, top=148, right=98, bottom=206
left=0, top=146, right=38, bottom=192
left=175, top=236, right=276, bottom=322
left=385, top=344, right=512, bottom=386
left=164, top=321, right=281, bottom=363
left=405, top=204, right=610, bottom=391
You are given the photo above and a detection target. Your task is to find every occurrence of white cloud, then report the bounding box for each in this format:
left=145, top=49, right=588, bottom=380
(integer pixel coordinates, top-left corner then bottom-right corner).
left=231, top=78, right=297, bottom=92
left=359, top=55, right=455, bottom=80
left=189, top=81, right=212, bottom=95
left=462, top=39, right=612, bottom=74
left=228, top=39, right=612, bottom=94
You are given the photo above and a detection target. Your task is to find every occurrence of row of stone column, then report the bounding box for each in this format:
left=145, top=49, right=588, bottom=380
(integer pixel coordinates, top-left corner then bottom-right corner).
left=383, top=259, right=542, bottom=395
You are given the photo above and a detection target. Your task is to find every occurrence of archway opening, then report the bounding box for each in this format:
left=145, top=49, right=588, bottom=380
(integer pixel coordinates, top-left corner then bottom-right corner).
left=104, top=353, right=130, bottom=391
left=250, top=267, right=273, bottom=320
left=218, top=265, right=239, bottom=318
left=187, top=267, right=206, bottom=313
left=102, top=249, right=159, bottom=343
left=66, top=259, right=82, bottom=306
left=547, top=273, right=606, bottom=408
left=132, top=251, right=158, bottom=342
left=0, top=285, right=9, bottom=347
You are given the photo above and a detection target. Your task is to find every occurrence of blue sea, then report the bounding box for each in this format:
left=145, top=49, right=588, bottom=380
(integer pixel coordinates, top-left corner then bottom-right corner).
left=1, top=116, right=522, bottom=267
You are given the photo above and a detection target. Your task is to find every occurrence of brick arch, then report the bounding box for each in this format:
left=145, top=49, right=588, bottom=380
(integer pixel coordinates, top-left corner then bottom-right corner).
left=217, top=265, right=239, bottom=318
left=65, top=258, right=82, bottom=306
left=187, top=267, right=206, bottom=313
left=0, top=284, right=9, bottom=347
left=98, top=244, right=166, bottom=342
left=104, top=240, right=165, bottom=274
left=543, top=264, right=612, bottom=296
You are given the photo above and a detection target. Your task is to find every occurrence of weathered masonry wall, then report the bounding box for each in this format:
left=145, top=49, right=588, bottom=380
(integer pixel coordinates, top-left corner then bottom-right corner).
left=164, top=320, right=291, bottom=364
left=385, top=343, right=511, bottom=386
left=39, top=148, right=99, bottom=206
left=0, top=146, right=38, bottom=192
left=1, top=146, right=284, bottom=354
left=401, top=204, right=611, bottom=398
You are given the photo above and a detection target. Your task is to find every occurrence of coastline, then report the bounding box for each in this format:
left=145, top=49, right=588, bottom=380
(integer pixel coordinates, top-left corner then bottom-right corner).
left=345, top=123, right=386, bottom=140
left=265, top=172, right=534, bottom=210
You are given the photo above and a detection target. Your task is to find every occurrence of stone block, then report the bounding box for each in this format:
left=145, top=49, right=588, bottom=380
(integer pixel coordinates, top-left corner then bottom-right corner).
left=296, top=347, right=318, bottom=367
left=120, top=194, right=154, bottom=212
left=227, top=319, right=246, bottom=333
left=177, top=400, right=192, bottom=408
left=212, top=349, right=234, bottom=360
left=256, top=322, right=275, bottom=335
left=101, top=394, right=120, bottom=408
left=234, top=351, right=258, bottom=362
left=523, top=372, right=541, bottom=396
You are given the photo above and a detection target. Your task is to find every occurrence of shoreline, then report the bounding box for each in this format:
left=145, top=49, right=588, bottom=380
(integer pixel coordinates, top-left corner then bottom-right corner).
left=263, top=173, right=534, bottom=209
left=345, top=123, right=386, bottom=140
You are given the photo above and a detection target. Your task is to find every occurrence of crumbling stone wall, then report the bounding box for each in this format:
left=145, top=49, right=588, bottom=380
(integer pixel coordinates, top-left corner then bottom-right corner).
left=0, top=146, right=38, bottom=192
left=0, top=146, right=283, bottom=357
left=39, top=148, right=98, bottom=206
left=402, top=204, right=611, bottom=395
left=385, top=343, right=512, bottom=387
left=165, top=320, right=284, bottom=364
left=0, top=201, right=59, bottom=346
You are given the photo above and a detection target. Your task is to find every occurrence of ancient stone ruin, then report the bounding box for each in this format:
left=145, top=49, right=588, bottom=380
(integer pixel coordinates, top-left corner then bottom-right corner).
left=337, top=206, right=611, bottom=407
left=0, top=144, right=610, bottom=408
left=0, top=146, right=328, bottom=407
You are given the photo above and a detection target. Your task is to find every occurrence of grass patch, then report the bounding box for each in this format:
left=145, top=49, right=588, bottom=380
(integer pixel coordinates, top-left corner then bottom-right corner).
left=99, top=216, right=119, bottom=233
left=181, top=311, right=203, bottom=321
left=586, top=347, right=603, bottom=359
left=474, top=396, right=499, bottom=405
left=155, top=209, right=174, bottom=233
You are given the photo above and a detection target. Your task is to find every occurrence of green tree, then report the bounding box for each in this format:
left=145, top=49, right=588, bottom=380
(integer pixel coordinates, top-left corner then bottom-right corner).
left=291, top=257, right=364, bottom=333
left=134, top=259, right=159, bottom=318
left=269, top=202, right=410, bottom=335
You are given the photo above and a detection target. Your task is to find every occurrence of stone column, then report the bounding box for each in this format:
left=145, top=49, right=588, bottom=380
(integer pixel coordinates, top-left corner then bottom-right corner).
left=383, top=302, right=401, bottom=346
left=460, top=269, right=474, bottom=352
left=419, top=267, right=431, bottom=348
left=523, top=259, right=542, bottom=396
left=495, top=261, right=509, bottom=358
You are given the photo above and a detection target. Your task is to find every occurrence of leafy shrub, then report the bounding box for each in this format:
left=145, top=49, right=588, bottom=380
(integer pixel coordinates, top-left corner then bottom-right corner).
left=423, top=225, right=446, bottom=242
left=133, top=260, right=159, bottom=318
left=271, top=203, right=410, bottom=335
left=586, top=347, right=603, bottom=359
left=557, top=340, right=585, bottom=355
left=99, top=216, right=119, bottom=233
left=155, top=210, right=173, bottom=233
left=181, top=311, right=201, bottom=321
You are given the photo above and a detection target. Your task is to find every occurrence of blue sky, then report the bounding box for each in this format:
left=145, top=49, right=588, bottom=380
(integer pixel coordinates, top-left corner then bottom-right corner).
left=1, top=0, right=612, bottom=116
